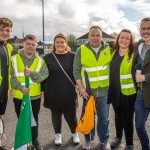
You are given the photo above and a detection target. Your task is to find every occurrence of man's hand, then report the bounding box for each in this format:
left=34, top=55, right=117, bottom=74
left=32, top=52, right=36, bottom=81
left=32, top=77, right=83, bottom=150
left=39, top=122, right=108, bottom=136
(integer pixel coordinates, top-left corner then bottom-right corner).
left=78, top=87, right=89, bottom=100
left=40, top=92, right=44, bottom=100
left=136, top=74, right=145, bottom=82
left=21, top=87, right=29, bottom=95
left=24, top=67, right=31, bottom=76
left=76, top=79, right=89, bottom=100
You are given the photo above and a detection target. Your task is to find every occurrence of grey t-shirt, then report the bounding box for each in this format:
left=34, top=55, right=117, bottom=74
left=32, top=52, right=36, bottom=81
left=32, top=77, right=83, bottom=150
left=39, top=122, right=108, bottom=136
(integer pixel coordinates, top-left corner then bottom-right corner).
left=91, top=46, right=101, bottom=54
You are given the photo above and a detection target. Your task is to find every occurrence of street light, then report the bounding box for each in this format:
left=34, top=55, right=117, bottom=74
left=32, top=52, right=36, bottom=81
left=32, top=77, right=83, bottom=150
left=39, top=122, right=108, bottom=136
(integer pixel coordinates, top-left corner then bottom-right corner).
left=41, top=0, right=45, bottom=50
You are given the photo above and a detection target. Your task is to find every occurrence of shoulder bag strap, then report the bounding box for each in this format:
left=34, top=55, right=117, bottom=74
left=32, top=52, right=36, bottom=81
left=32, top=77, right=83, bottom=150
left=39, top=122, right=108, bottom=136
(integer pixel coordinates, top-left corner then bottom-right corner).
left=52, top=52, right=76, bottom=88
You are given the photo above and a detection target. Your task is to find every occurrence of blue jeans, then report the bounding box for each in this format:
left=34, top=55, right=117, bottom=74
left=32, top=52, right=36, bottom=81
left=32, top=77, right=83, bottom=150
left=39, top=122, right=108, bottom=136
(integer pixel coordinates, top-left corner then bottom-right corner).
left=135, top=92, right=150, bottom=150
left=84, top=95, right=110, bottom=144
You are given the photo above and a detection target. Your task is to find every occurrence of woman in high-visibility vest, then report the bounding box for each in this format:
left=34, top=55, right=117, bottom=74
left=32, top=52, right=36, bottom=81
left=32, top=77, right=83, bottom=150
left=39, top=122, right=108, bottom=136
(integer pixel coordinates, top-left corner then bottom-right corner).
left=108, top=29, right=136, bottom=150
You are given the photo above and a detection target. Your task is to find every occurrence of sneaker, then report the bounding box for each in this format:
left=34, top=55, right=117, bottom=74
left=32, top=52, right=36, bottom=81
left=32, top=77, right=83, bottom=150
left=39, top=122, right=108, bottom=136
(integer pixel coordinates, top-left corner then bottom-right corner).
left=124, top=145, right=133, bottom=150
left=83, top=141, right=91, bottom=150
left=72, top=132, right=80, bottom=144
left=0, top=146, right=8, bottom=150
left=102, top=142, right=111, bottom=150
left=111, top=137, right=121, bottom=149
left=55, top=133, right=62, bottom=145
left=32, top=140, right=43, bottom=150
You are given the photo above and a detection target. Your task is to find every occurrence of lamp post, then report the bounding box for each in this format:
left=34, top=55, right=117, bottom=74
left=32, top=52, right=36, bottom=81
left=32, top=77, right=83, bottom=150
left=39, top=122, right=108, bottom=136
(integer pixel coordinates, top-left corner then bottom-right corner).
left=41, top=0, right=45, bottom=50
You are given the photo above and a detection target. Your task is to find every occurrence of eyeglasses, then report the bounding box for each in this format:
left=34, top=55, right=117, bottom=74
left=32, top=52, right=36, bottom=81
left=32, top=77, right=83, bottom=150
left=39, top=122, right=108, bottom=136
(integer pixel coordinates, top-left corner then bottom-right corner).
left=140, top=27, right=150, bottom=31
left=0, top=28, right=11, bottom=34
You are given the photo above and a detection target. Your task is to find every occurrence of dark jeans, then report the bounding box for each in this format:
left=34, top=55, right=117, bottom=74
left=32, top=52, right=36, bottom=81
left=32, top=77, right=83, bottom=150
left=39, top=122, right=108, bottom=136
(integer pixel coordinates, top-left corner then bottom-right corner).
left=13, top=98, right=41, bottom=141
left=84, top=96, right=109, bottom=144
left=135, top=92, right=150, bottom=150
left=0, top=99, right=7, bottom=115
left=50, top=109, right=78, bottom=134
left=112, top=104, right=134, bottom=145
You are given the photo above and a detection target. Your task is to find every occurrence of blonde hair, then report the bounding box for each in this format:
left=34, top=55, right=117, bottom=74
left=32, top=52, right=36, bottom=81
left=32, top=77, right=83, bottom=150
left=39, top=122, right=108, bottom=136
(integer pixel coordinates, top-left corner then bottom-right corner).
left=52, top=33, right=71, bottom=52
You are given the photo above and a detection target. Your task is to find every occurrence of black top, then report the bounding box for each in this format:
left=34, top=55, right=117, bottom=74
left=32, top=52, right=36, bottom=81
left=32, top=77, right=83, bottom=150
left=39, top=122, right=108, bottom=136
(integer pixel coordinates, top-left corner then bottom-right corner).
left=0, top=41, right=9, bottom=100
left=42, top=52, right=77, bottom=110
left=108, top=50, right=136, bottom=108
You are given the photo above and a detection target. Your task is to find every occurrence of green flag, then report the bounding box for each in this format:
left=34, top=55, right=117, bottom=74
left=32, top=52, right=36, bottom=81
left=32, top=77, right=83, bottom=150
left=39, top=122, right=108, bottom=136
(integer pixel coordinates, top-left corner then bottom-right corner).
left=14, top=76, right=32, bottom=149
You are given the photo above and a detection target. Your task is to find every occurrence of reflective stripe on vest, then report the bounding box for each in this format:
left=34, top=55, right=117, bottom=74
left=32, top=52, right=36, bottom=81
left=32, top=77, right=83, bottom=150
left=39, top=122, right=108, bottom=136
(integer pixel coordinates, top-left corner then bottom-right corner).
left=81, top=45, right=112, bottom=89
left=0, top=58, right=1, bottom=84
left=118, top=50, right=136, bottom=95
left=0, top=44, right=12, bottom=87
left=12, top=54, right=44, bottom=99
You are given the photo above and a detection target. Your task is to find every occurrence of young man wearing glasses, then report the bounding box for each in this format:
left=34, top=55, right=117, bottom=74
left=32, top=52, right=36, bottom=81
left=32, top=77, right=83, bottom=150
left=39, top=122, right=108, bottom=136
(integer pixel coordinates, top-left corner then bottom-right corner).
left=0, top=17, right=13, bottom=150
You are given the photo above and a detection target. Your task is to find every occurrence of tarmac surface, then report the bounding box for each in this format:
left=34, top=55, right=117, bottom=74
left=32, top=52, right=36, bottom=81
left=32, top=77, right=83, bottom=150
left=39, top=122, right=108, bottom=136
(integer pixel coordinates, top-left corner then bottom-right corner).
left=2, top=96, right=150, bottom=150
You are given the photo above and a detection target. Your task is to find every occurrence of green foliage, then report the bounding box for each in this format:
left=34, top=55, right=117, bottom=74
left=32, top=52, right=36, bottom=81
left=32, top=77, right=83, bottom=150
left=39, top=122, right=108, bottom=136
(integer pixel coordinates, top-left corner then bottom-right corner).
left=110, top=32, right=118, bottom=38
left=67, top=34, right=77, bottom=47
left=7, top=38, right=15, bottom=44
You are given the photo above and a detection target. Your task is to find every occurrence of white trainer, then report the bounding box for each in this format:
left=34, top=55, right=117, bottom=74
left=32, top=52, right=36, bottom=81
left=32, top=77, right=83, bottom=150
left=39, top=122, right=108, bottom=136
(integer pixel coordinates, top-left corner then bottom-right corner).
left=54, top=133, right=62, bottom=145
left=72, top=132, right=80, bottom=144
left=102, top=142, right=111, bottom=150
left=83, top=141, right=91, bottom=150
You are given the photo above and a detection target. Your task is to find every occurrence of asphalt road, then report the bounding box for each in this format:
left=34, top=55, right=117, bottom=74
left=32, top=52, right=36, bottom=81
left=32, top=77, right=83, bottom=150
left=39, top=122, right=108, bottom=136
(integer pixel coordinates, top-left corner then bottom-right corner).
left=2, top=96, right=150, bottom=150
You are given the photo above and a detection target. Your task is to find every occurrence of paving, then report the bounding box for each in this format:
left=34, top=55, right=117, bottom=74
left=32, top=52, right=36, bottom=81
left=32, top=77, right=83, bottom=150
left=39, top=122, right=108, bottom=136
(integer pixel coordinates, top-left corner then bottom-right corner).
left=2, top=96, right=150, bottom=150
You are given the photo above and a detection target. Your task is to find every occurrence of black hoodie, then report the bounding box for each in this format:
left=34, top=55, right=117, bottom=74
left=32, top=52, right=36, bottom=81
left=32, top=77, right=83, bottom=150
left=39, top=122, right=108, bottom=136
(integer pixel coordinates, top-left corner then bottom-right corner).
left=0, top=41, right=9, bottom=100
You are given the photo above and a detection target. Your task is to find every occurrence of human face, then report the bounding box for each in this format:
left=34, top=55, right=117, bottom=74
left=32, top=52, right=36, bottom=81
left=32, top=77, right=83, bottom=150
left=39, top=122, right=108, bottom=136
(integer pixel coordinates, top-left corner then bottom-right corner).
left=23, top=39, right=37, bottom=56
left=140, top=21, right=150, bottom=44
left=118, top=32, right=131, bottom=50
left=0, top=26, right=12, bottom=41
left=88, top=28, right=102, bottom=48
left=54, top=37, right=67, bottom=54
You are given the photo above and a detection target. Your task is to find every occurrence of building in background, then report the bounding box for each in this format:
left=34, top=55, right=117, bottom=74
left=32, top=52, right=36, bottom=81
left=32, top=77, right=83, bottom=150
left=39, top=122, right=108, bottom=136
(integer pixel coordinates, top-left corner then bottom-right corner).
left=70, top=31, right=115, bottom=52
left=8, top=36, right=50, bottom=55
left=76, top=31, right=114, bottom=45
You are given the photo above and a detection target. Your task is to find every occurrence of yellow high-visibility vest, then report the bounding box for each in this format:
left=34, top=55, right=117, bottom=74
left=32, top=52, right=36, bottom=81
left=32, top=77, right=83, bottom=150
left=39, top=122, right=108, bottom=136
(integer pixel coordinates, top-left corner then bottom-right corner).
left=118, top=51, right=136, bottom=95
left=11, top=54, right=44, bottom=99
left=0, top=43, right=12, bottom=89
left=81, top=45, right=112, bottom=89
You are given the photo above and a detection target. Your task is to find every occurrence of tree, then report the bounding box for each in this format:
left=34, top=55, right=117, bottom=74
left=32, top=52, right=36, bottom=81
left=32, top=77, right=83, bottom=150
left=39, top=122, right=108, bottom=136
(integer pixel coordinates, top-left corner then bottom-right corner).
left=110, top=32, right=118, bottom=39
left=67, top=34, right=77, bottom=47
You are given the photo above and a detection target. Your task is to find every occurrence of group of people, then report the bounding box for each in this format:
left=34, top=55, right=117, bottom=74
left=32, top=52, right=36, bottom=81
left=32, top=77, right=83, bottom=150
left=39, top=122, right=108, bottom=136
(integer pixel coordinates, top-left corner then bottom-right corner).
left=0, top=18, right=80, bottom=150
left=0, top=16, right=149, bottom=150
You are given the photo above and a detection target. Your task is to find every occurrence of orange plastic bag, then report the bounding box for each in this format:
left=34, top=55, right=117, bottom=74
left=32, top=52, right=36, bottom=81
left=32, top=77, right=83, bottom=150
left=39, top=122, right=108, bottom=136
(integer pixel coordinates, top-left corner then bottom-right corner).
left=76, top=95, right=96, bottom=134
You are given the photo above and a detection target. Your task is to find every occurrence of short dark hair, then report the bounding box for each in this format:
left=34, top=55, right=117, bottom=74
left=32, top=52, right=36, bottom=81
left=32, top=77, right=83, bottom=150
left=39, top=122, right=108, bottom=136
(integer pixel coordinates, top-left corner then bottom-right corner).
left=141, top=17, right=150, bottom=23
left=0, top=17, right=13, bottom=28
left=89, top=26, right=102, bottom=32
left=23, top=34, right=37, bottom=42
left=140, top=18, right=150, bottom=27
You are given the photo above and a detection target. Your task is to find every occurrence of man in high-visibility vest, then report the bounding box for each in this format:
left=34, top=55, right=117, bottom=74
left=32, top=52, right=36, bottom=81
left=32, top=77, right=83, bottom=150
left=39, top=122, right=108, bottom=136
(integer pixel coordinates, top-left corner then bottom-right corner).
left=73, top=26, right=111, bottom=150
left=0, top=17, right=13, bottom=150
left=10, top=35, right=49, bottom=150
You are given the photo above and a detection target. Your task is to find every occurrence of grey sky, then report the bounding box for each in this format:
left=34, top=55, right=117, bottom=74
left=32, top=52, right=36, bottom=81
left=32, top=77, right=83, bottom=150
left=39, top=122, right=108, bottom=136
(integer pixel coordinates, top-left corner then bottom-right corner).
left=0, top=0, right=150, bottom=42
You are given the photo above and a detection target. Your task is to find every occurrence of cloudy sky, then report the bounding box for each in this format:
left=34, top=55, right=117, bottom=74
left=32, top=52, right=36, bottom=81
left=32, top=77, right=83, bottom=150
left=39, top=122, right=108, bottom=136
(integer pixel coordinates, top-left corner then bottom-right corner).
left=0, top=0, right=150, bottom=42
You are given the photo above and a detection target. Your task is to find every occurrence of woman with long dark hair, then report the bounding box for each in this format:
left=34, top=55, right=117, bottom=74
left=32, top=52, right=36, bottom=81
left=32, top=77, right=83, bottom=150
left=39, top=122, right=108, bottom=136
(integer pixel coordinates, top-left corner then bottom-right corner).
left=108, top=29, right=136, bottom=150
